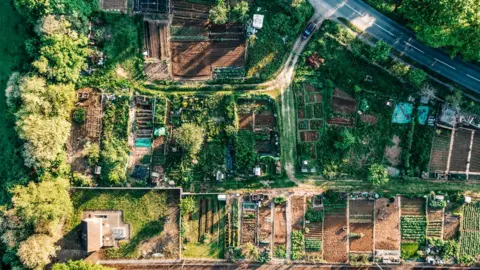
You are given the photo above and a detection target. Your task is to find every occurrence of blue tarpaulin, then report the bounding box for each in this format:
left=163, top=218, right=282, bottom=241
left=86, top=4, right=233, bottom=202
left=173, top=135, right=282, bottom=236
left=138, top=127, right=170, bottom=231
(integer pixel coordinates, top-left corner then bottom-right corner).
left=135, top=138, right=152, bottom=147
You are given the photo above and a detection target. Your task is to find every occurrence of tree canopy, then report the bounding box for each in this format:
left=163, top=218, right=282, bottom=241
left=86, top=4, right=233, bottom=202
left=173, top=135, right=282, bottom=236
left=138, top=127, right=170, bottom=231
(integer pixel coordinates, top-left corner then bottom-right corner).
left=209, top=0, right=229, bottom=24
left=174, top=123, right=204, bottom=158
left=11, top=177, right=72, bottom=233
left=367, top=163, right=389, bottom=186
left=400, top=0, right=480, bottom=61
left=17, top=234, right=57, bottom=270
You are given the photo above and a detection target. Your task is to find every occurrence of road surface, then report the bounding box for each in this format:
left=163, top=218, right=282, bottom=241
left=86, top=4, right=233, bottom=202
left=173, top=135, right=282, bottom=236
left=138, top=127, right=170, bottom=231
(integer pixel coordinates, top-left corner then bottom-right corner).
left=310, top=0, right=480, bottom=93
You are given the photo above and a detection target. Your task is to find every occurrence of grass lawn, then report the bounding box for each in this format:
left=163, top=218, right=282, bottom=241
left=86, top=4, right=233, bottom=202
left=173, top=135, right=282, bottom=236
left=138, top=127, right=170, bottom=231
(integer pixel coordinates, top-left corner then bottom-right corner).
left=182, top=195, right=226, bottom=259
left=0, top=0, right=29, bottom=203
left=70, top=189, right=180, bottom=259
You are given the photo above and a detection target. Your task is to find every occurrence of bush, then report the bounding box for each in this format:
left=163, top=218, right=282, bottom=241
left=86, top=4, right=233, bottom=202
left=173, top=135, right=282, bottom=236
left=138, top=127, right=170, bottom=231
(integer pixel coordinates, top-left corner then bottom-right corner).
left=291, top=230, right=305, bottom=260
left=209, top=0, right=228, bottom=24
left=84, top=141, right=100, bottom=166
left=369, top=40, right=391, bottom=63
left=407, top=68, right=427, bottom=87
left=73, top=108, right=86, bottom=124
left=368, top=163, right=389, bottom=186
left=390, top=61, right=411, bottom=77
left=180, top=196, right=196, bottom=216
left=274, top=195, right=287, bottom=205
left=274, top=245, right=286, bottom=258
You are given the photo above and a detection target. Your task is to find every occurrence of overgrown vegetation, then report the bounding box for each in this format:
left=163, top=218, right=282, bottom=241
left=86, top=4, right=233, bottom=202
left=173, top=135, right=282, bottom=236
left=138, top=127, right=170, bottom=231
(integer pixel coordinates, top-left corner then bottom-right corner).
left=246, top=0, right=313, bottom=81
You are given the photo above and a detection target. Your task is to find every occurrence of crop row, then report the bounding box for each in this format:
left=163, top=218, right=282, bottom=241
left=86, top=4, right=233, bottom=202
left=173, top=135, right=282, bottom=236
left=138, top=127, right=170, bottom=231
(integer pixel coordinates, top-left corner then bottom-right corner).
left=401, top=216, right=426, bottom=241
left=461, top=204, right=480, bottom=231
left=460, top=231, right=480, bottom=257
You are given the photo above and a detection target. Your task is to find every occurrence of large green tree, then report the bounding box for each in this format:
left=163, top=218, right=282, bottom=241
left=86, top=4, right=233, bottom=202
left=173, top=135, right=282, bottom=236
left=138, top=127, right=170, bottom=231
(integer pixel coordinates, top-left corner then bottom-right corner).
left=17, top=234, right=57, bottom=270
left=400, top=0, right=480, bottom=61
left=174, top=123, right=204, bottom=158
left=11, top=177, right=73, bottom=234
left=33, top=15, right=88, bottom=83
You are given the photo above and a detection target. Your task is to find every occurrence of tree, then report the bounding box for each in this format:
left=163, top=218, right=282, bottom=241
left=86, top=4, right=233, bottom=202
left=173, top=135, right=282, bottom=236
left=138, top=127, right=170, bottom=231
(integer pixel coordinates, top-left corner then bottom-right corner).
left=33, top=15, right=88, bottom=83
left=209, top=0, right=229, bottom=25
left=5, top=72, right=21, bottom=108
left=334, top=129, right=355, bottom=150
left=231, top=1, right=249, bottom=23
left=407, top=68, right=427, bottom=87
left=14, top=0, right=51, bottom=21
left=368, top=163, right=389, bottom=186
left=17, top=234, right=57, bottom=269
left=73, top=108, right=86, bottom=124
left=179, top=197, right=196, bottom=216
left=17, top=115, right=71, bottom=168
left=445, top=89, right=463, bottom=109
left=242, top=242, right=259, bottom=260
left=390, top=61, right=411, bottom=77
left=174, top=123, right=204, bottom=158
left=52, top=260, right=115, bottom=270
left=11, top=178, right=73, bottom=234
left=400, top=0, right=480, bottom=61
left=369, top=40, right=391, bottom=63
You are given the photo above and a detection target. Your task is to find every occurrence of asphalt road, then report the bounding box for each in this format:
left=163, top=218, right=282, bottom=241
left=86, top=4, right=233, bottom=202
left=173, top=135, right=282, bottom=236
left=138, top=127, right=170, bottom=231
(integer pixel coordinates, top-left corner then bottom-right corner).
left=310, top=0, right=480, bottom=94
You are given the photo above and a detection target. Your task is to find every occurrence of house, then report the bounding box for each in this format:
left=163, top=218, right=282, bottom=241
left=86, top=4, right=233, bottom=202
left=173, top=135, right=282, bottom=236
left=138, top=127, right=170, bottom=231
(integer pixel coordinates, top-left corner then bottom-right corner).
left=81, top=211, right=130, bottom=253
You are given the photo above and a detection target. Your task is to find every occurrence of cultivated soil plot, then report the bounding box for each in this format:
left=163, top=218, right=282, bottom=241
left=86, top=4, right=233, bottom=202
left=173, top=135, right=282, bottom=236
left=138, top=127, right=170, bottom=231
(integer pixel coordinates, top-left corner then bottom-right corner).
left=449, top=128, right=473, bottom=172
left=470, top=133, right=480, bottom=172
left=323, top=205, right=348, bottom=263
left=443, top=213, right=460, bottom=240
left=258, top=199, right=273, bottom=251
left=400, top=197, right=426, bottom=243
left=374, top=197, right=400, bottom=251
left=349, top=200, right=374, bottom=253
left=426, top=204, right=444, bottom=239
left=241, top=199, right=257, bottom=245
left=292, top=195, right=306, bottom=231
left=183, top=195, right=226, bottom=259
left=429, top=128, right=451, bottom=172
left=305, top=195, right=324, bottom=260
left=68, top=88, right=103, bottom=174
left=171, top=40, right=245, bottom=78
left=273, top=204, right=287, bottom=256
left=237, top=99, right=279, bottom=155
left=295, top=83, right=323, bottom=158
left=459, top=203, right=480, bottom=257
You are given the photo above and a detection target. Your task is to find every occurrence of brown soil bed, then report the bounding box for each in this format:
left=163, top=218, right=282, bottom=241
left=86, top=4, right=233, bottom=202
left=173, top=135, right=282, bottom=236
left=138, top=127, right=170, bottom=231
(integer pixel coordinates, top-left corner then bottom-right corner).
left=323, top=213, right=348, bottom=263
left=291, top=196, right=305, bottom=231
left=349, top=223, right=373, bottom=252
left=374, top=197, right=400, bottom=250
left=401, top=197, right=426, bottom=216
left=273, top=205, right=287, bottom=245
left=171, top=40, right=245, bottom=78
left=258, top=200, right=273, bottom=249
left=443, top=213, right=460, bottom=240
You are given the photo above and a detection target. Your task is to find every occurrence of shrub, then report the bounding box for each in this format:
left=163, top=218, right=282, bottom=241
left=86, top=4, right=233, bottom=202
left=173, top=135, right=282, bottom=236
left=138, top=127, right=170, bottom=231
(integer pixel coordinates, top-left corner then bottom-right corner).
left=408, top=68, right=427, bottom=87
left=291, top=230, right=305, bottom=260
left=390, top=61, right=411, bottom=77
left=209, top=0, right=228, bottom=24
left=369, top=40, right=391, bottom=63
left=180, top=196, right=196, bottom=216
left=73, top=107, right=86, bottom=124
left=274, top=196, right=287, bottom=205
left=84, top=141, right=100, bottom=166
left=368, top=163, right=389, bottom=186
left=274, top=245, right=286, bottom=258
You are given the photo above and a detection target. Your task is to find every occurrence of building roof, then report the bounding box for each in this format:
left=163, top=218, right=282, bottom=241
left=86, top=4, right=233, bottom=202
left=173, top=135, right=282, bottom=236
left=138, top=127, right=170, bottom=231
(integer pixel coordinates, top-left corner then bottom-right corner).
left=82, top=218, right=103, bottom=253
left=253, top=14, right=264, bottom=29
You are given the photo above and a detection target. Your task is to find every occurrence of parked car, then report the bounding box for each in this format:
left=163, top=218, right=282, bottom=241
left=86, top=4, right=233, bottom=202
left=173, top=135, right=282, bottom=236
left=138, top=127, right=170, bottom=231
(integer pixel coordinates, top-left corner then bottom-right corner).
left=302, top=22, right=316, bottom=40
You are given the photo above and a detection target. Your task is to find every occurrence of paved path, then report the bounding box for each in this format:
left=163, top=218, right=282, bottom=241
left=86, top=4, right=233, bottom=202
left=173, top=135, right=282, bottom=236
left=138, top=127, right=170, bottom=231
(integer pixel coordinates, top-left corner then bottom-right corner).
left=311, top=0, right=480, bottom=93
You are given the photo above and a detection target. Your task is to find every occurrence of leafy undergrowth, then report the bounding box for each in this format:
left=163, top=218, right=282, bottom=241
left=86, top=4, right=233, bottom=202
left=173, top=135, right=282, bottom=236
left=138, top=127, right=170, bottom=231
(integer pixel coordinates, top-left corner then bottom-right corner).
left=246, top=0, right=313, bottom=82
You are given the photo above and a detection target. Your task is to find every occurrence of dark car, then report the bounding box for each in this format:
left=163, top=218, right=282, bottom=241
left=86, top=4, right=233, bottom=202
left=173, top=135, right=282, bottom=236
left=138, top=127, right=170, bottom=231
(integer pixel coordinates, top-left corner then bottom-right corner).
left=302, top=22, right=316, bottom=40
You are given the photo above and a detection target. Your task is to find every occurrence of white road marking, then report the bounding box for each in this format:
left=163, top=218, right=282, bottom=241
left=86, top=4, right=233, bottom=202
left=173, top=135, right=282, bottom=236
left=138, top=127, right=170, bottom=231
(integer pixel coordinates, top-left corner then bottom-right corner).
left=434, top=58, right=456, bottom=70
left=344, top=3, right=395, bottom=36
left=403, top=41, right=424, bottom=53
left=467, top=74, right=480, bottom=82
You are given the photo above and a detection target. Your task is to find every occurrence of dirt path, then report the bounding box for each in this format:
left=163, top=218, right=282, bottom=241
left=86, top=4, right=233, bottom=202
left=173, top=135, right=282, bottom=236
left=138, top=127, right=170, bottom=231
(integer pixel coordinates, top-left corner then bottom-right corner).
left=275, top=4, right=338, bottom=182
